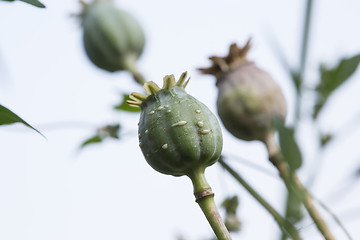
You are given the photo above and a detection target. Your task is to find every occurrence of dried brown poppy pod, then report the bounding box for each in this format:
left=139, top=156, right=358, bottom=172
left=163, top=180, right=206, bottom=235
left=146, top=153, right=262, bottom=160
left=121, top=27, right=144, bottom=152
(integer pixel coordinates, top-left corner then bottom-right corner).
left=199, top=40, right=287, bottom=143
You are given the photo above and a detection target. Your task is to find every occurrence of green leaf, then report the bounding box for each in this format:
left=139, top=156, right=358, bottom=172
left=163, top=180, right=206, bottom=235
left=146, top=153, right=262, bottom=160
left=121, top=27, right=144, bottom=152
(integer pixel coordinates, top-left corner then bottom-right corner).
left=224, top=213, right=241, bottom=233
left=80, top=124, right=121, bottom=148
left=221, top=196, right=241, bottom=233
left=273, top=119, right=302, bottom=170
left=320, top=133, right=332, bottom=147
left=114, top=94, right=141, bottom=113
left=221, top=196, right=239, bottom=215
left=291, top=71, right=301, bottom=93
left=313, top=54, right=360, bottom=118
left=20, top=0, right=45, bottom=8
left=80, top=135, right=103, bottom=148
left=284, top=190, right=303, bottom=224
left=0, top=104, right=44, bottom=137
left=0, top=0, right=45, bottom=8
left=99, top=124, right=120, bottom=139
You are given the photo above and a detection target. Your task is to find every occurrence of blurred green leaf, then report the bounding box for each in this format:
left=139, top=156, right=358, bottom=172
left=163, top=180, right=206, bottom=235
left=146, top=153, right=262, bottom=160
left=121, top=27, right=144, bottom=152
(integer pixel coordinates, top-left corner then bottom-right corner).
left=281, top=191, right=303, bottom=240
left=313, top=54, right=360, bottom=118
left=20, top=0, right=45, bottom=8
left=221, top=196, right=239, bottom=215
left=0, top=0, right=45, bottom=8
left=102, top=124, right=120, bottom=139
left=80, top=124, right=121, bottom=148
left=274, top=119, right=302, bottom=170
left=320, top=133, right=333, bottom=147
left=114, top=94, right=141, bottom=113
left=291, top=71, right=301, bottom=93
left=224, top=213, right=241, bottom=233
left=221, top=196, right=242, bottom=233
left=285, top=190, right=303, bottom=223
left=0, top=104, right=44, bottom=137
left=81, top=135, right=102, bottom=148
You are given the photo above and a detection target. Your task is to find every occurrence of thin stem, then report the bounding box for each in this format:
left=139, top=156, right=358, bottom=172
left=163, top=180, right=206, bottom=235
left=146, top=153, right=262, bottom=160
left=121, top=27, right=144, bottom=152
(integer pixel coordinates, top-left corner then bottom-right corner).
left=283, top=1, right=314, bottom=237
left=314, top=197, right=353, bottom=240
left=295, top=0, right=314, bottom=124
left=281, top=190, right=303, bottom=240
left=124, top=56, right=146, bottom=85
left=128, top=67, right=146, bottom=85
left=188, top=169, right=232, bottom=240
left=299, top=0, right=314, bottom=81
left=218, top=158, right=302, bottom=240
left=264, top=136, right=336, bottom=240
left=224, top=153, right=276, bottom=178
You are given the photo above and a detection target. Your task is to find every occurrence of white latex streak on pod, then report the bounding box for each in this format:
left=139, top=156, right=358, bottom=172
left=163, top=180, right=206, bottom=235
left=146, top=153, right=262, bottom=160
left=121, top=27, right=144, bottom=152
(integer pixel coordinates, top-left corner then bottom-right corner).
left=171, top=121, right=187, bottom=127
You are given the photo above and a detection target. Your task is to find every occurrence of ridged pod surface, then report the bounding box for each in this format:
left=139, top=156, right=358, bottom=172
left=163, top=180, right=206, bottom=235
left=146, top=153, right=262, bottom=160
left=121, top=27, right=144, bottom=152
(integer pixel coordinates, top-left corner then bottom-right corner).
left=200, top=40, right=287, bottom=142
left=80, top=0, right=145, bottom=72
left=127, top=73, right=223, bottom=177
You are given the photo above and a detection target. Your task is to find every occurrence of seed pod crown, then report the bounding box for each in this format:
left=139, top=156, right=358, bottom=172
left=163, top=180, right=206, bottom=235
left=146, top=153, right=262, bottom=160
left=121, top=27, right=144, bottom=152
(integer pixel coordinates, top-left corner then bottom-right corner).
left=126, top=72, right=190, bottom=108
left=199, top=40, right=252, bottom=84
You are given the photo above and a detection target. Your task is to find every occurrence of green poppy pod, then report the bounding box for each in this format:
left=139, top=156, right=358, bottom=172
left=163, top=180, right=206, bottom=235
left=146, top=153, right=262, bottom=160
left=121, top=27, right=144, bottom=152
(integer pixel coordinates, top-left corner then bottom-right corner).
left=127, top=72, right=223, bottom=177
left=80, top=0, right=145, bottom=72
left=200, top=40, right=287, bottom=143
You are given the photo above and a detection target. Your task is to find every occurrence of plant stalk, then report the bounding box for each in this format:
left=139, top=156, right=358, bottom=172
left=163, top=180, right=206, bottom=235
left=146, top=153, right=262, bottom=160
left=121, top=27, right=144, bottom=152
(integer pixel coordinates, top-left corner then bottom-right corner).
left=299, top=0, right=314, bottom=82
left=264, top=135, right=336, bottom=240
left=283, top=1, right=315, bottom=239
left=188, top=169, right=232, bottom=240
left=218, top=158, right=302, bottom=240
left=281, top=190, right=303, bottom=240
left=124, top=56, right=146, bottom=85
left=295, top=0, right=314, bottom=123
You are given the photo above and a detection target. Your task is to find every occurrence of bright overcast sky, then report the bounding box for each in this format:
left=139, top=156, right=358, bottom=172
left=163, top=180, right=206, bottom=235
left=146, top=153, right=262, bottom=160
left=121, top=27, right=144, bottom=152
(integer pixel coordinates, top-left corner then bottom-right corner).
left=1, top=0, right=360, bottom=239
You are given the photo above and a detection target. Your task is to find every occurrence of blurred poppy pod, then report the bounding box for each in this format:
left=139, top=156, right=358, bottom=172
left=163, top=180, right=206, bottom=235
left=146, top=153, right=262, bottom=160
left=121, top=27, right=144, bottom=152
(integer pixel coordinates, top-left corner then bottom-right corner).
left=199, top=40, right=287, bottom=143
left=79, top=0, right=145, bottom=73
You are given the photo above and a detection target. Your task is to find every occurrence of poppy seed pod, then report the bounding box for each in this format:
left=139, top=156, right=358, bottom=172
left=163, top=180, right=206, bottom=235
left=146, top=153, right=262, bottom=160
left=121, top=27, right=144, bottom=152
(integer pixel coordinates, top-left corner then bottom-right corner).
left=199, top=40, right=287, bottom=142
left=79, top=0, right=145, bottom=72
left=127, top=72, right=223, bottom=177
left=127, top=73, right=232, bottom=240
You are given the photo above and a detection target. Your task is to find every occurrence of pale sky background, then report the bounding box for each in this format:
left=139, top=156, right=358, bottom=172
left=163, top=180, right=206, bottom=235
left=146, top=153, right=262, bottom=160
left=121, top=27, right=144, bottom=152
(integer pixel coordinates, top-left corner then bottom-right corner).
left=1, top=0, right=360, bottom=239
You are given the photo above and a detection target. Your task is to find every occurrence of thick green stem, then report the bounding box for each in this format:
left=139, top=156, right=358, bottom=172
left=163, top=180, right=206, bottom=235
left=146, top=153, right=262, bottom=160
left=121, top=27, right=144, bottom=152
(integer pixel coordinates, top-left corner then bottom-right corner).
left=188, top=169, right=232, bottom=240
left=219, top=158, right=301, bottom=240
left=264, top=136, right=336, bottom=240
